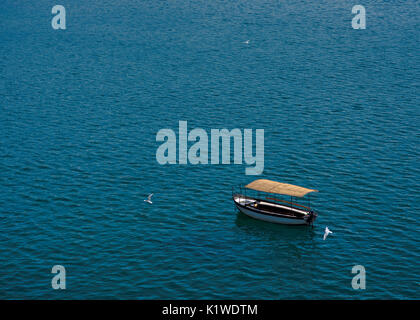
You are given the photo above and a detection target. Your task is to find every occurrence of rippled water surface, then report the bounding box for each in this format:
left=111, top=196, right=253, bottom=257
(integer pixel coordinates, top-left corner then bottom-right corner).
left=0, top=0, right=419, bottom=299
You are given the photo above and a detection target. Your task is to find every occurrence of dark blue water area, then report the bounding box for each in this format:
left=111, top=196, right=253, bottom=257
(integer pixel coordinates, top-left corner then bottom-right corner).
left=0, top=1, right=419, bottom=299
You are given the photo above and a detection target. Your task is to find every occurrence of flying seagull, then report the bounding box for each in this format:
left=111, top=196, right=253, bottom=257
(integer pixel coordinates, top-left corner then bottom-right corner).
left=144, top=193, right=153, bottom=204
left=323, top=227, right=333, bottom=240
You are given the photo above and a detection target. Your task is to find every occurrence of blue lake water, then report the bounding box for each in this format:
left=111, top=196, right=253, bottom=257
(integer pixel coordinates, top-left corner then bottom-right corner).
left=0, top=0, right=419, bottom=299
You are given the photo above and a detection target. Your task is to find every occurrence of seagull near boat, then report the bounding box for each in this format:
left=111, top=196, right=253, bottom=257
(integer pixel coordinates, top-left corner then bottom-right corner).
left=233, top=179, right=318, bottom=226
left=144, top=193, right=153, bottom=204
left=323, top=227, right=333, bottom=240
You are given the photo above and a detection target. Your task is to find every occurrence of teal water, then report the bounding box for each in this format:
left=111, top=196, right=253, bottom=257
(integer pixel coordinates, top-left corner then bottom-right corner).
left=0, top=0, right=419, bottom=299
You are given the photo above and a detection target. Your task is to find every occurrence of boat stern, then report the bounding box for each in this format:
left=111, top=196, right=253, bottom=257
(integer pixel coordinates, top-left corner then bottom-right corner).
left=304, top=210, right=318, bottom=226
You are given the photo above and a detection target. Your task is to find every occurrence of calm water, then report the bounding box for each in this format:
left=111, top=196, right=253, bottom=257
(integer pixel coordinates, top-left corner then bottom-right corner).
left=0, top=0, right=419, bottom=299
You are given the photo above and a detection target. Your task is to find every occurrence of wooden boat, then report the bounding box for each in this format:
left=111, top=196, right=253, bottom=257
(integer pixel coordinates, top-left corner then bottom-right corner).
left=233, top=179, right=318, bottom=226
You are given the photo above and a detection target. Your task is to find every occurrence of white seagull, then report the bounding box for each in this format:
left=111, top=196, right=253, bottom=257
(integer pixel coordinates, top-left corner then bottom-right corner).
left=144, top=193, right=153, bottom=204
left=323, top=227, right=333, bottom=240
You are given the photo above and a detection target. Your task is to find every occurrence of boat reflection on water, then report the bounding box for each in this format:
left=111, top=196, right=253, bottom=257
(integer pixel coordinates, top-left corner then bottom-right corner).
left=234, top=211, right=317, bottom=260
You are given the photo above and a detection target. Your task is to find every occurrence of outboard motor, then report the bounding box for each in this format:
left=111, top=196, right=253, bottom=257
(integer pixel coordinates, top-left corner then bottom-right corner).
left=306, top=210, right=317, bottom=228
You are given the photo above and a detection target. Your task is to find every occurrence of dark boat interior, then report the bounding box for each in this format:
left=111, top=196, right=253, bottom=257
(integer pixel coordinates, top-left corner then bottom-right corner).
left=235, top=195, right=309, bottom=218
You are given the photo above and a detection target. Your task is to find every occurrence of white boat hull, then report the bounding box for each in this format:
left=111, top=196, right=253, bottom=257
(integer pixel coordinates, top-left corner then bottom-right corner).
left=236, top=204, right=308, bottom=225
left=233, top=195, right=311, bottom=225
